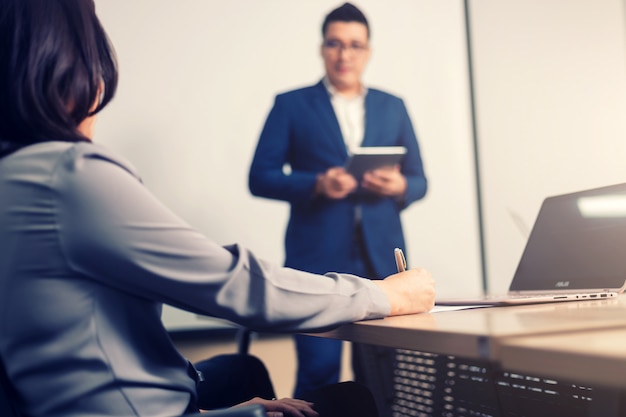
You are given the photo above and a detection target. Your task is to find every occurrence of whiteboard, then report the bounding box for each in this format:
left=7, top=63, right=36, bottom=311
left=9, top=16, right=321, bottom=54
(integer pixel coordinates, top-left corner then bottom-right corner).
left=94, top=0, right=481, bottom=329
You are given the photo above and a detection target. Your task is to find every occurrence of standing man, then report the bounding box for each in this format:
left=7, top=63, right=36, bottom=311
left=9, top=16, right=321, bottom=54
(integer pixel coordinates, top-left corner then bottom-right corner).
left=248, top=3, right=427, bottom=416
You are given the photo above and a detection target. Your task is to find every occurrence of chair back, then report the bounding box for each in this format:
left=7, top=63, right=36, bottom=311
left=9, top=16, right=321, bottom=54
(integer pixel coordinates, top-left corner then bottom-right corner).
left=194, top=354, right=275, bottom=410
left=0, top=358, right=20, bottom=417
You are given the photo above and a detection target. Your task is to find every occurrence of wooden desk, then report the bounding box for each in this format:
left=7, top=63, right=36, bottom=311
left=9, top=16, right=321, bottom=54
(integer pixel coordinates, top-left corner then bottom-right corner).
left=317, top=295, right=626, bottom=360
left=312, top=295, right=626, bottom=416
left=499, top=327, right=626, bottom=389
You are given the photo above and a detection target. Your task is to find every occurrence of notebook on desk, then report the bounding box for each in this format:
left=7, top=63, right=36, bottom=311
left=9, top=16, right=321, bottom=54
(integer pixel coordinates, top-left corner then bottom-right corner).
left=436, top=183, right=626, bottom=306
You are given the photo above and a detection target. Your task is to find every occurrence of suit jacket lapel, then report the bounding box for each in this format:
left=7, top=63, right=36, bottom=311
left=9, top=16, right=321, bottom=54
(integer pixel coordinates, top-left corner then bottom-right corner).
left=310, top=81, right=349, bottom=158
left=361, top=90, right=378, bottom=147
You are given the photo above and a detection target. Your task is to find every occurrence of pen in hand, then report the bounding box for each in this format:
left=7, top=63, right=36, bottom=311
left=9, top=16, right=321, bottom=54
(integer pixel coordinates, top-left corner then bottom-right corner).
left=394, top=247, right=407, bottom=273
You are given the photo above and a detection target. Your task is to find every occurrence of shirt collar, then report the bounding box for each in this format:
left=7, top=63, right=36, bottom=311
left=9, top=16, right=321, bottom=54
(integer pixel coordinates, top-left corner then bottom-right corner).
left=322, top=77, right=367, bottom=99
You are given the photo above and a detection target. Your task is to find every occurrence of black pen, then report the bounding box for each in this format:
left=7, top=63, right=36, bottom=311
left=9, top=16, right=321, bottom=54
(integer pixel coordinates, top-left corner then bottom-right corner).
left=394, top=247, right=407, bottom=272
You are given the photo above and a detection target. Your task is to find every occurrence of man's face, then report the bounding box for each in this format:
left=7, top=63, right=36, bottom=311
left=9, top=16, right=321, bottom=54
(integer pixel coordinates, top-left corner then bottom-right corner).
left=321, top=21, right=371, bottom=94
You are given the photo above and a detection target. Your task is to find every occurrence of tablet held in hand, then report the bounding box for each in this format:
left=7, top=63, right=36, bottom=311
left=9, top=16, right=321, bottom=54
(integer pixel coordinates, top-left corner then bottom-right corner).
left=345, top=146, right=407, bottom=179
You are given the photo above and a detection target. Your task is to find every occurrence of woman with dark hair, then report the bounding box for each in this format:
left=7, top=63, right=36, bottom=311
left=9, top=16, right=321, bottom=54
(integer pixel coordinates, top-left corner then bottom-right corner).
left=0, top=0, right=117, bottom=153
left=0, top=1, right=435, bottom=417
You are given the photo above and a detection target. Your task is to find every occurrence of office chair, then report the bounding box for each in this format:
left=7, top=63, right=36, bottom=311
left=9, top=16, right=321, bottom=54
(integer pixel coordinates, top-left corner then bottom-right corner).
left=195, top=329, right=379, bottom=417
left=194, top=328, right=276, bottom=410
left=0, top=355, right=266, bottom=417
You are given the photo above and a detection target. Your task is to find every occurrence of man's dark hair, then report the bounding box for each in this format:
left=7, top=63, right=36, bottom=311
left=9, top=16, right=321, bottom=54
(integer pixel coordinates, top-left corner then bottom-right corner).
left=0, top=0, right=118, bottom=147
left=322, top=3, right=370, bottom=39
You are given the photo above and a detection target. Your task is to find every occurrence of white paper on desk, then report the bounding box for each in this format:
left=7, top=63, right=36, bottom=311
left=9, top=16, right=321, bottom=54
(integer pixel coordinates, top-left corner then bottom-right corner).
left=430, top=305, right=491, bottom=313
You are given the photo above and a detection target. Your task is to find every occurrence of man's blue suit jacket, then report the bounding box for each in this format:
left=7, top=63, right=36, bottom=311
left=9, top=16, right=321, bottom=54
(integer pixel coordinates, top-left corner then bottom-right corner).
left=249, top=80, right=427, bottom=278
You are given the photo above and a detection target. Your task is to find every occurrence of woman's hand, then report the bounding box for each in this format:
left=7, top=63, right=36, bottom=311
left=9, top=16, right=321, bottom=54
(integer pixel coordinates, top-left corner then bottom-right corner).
left=375, top=268, right=436, bottom=315
left=232, top=397, right=318, bottom=417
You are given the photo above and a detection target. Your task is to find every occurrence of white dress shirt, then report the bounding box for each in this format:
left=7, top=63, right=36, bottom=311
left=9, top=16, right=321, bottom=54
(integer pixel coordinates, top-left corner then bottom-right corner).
left=323, top=77, right=367, bottom=153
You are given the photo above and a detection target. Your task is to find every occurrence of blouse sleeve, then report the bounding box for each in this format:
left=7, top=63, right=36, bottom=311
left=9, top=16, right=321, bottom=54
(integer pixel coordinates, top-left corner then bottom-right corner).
left=55, top=144, right=390, bottom=332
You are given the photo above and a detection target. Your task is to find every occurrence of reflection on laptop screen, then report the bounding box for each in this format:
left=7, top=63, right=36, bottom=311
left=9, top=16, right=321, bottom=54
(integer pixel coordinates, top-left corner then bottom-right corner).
left=510, top=183, right=626, bottom=292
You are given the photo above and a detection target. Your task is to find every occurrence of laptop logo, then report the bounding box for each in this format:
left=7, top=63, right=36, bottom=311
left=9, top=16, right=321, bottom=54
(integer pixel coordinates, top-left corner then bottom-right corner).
left=555, top=281, right=570, bottom=288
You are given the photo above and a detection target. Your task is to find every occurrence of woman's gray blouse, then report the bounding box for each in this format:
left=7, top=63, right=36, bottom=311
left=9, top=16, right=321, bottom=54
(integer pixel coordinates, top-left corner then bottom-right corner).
left=0, top=142, right=390, bottom=417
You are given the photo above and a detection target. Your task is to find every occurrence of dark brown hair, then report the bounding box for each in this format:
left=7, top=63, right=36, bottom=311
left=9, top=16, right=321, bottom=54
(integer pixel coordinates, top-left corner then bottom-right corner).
left=0, top=0, right=118, bottom=146
left=322, top=3, right=370, bottom=39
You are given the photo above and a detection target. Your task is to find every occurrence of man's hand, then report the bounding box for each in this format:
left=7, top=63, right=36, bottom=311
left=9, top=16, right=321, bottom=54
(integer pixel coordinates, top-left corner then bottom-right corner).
left=315, top=167, right=358, bottom=199
left=374, top=268, right=436, bottom=316
left=361, top=165, right=407, bottom=197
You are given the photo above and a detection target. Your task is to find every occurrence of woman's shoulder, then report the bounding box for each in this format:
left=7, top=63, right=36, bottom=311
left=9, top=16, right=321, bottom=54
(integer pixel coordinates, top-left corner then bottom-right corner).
left=27, top=141, right=141, bottom=179
left=4, top=140, right=143, bottom=188
left=63, top=141, right=140, bottom=178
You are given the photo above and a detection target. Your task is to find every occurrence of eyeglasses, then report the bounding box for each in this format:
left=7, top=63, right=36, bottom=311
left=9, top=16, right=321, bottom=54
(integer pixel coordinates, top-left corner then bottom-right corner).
left=322, top=40, right=369, bottom=55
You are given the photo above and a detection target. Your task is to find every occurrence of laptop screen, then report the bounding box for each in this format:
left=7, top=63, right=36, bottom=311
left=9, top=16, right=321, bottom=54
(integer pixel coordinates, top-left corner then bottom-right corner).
left=509, top=183, right=626, bottom=292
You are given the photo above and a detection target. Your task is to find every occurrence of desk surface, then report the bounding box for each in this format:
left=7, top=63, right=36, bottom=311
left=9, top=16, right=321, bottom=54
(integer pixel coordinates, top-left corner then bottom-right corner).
left=316, top=295, right=626, bottom=360
left=499, top=327, right=626, bottom=388
left=314, top=294, right=626, bottom=414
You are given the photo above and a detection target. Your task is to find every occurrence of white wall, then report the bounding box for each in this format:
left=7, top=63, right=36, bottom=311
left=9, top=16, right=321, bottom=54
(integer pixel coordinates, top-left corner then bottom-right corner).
left=94, top=0, right=480, bottom=329
left=469, top=0, right=626, bottom=294
left=92, top=0, right=626, bottom=326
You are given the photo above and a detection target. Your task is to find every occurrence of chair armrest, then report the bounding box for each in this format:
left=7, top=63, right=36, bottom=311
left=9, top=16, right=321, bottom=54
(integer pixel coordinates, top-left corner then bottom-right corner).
left=184, top=404, right=267, bottom=417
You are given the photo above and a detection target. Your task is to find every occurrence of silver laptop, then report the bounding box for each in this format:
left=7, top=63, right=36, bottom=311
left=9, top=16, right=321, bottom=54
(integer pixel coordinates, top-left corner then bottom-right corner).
left=436, top=183, right=626, bottom=306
